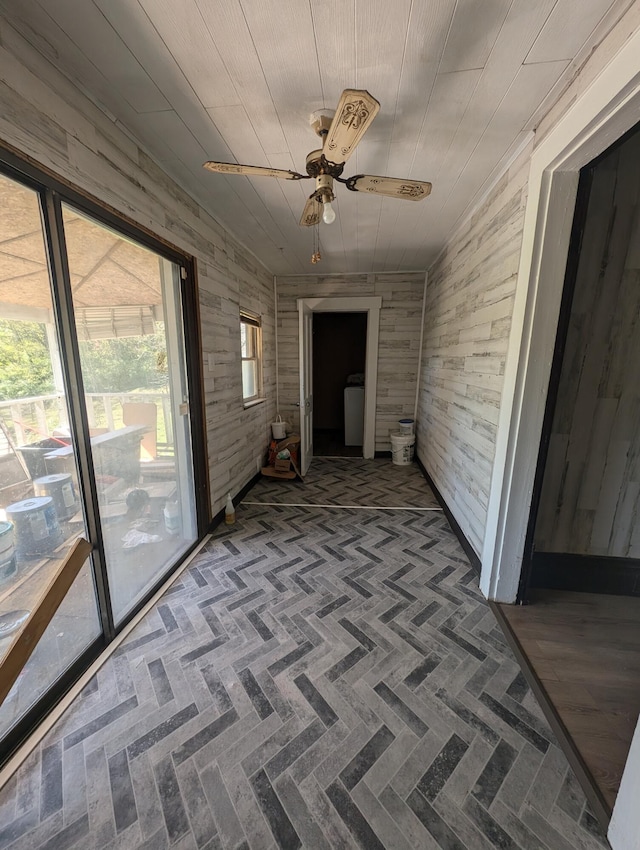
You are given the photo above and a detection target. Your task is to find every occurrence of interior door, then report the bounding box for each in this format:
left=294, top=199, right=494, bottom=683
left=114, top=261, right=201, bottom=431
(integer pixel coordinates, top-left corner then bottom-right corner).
left=298, top=301, right=313, bottom=475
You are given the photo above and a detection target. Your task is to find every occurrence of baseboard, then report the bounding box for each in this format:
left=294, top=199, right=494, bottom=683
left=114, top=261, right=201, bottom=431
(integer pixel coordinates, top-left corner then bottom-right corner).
left=415, top=457, right=481, bottom=575
left=531, top=551, right=640, bottom=596
left=491, top=600, right=611, bottom=830
left=208, top=472, right=261, bottom=532
left=375, top=451, right=392, bottom=458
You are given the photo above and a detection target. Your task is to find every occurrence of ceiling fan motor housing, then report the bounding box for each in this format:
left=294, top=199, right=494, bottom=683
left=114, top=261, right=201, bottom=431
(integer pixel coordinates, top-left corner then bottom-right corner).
left=305, top=150, right=344, bottom=181
left=315, top=173, right=334, bottom=202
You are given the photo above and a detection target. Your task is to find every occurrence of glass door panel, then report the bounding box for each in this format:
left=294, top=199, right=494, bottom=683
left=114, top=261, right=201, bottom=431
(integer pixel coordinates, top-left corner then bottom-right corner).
left=61, top=206, right=197, bottom=623
left=0, top=173, right=102, bottom=738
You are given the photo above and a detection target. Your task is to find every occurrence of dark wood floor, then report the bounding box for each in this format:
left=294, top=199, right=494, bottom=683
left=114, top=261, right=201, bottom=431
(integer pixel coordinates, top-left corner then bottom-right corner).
left=496, top=589, right=640, bottom=824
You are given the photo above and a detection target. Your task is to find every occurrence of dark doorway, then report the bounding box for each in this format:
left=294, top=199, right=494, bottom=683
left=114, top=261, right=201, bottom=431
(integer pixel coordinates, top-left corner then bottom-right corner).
left=312, top=312, right=367, bottom=457
left=522, top=120, right=640, bottom=600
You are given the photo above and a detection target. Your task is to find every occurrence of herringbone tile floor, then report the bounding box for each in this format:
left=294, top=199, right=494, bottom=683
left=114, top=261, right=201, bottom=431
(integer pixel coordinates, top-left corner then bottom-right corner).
left=245, top=457, right=441, bottom=509
left=0, top=460, right=609, bottom=849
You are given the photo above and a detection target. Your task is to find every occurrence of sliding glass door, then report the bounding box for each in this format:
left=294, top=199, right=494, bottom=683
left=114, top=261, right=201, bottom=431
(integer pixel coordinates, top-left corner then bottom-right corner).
left=0, top=164, right=203, bottom=760
left=0, top=174, right=101, bottom=742
left=62, top=206, right=197, bottom=623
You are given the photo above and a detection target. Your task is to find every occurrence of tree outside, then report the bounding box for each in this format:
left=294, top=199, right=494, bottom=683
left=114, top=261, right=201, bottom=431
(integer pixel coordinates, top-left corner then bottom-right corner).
left=0, top=319, right=167, bottom=400
left=0, top=320, right=54, bottom=401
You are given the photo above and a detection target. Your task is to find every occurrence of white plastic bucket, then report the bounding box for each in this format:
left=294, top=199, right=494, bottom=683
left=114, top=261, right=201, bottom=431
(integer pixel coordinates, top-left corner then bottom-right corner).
left=390, top=431, right=415, bottom=465
left=398, top=418, right=414, bottom=435
left=34, top=473, right=77, bottom=522
left=271, top=415, right=286, bottom=440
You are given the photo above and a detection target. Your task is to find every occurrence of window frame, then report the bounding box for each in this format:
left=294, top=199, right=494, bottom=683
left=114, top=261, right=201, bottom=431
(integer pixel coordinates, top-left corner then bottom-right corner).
left=240, top=310, right=263, bottom=406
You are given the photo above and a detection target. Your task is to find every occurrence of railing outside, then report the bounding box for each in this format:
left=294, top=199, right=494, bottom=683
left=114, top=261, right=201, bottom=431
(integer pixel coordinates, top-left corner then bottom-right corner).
left=0, top=391, right=173, bottom=456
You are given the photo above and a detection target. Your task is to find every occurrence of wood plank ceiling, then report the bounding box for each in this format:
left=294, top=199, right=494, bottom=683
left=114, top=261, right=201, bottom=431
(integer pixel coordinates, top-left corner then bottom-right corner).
left=1, top=0, right=631, bottom=274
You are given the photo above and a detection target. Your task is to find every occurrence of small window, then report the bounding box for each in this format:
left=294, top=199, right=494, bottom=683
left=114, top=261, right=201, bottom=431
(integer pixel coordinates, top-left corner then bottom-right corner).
left=240, top=311, right=262, bottom=403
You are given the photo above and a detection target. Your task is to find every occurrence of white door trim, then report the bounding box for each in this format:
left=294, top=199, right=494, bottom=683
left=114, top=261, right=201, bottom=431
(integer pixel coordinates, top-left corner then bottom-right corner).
left=481, top=26, right=640, bottom=602
left=298, top=300, right=314, bottom=474
left=297, top=296, right=382, bottom=460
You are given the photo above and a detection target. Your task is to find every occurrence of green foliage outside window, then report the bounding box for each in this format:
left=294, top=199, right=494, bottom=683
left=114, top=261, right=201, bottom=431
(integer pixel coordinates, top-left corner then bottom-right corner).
left=0, top=319, right=168, bottom=400
left=0, top=320, right=54, bottom=400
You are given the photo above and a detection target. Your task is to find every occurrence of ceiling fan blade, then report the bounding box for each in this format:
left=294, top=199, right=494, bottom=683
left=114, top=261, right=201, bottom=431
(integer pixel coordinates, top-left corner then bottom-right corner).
left=299, top=195, right=322, bottom=227
left=323, top=89, right=380, bottom=164
left=203, top=161, right=308, bottom=180
left=345, top=174, right=432, bottom=200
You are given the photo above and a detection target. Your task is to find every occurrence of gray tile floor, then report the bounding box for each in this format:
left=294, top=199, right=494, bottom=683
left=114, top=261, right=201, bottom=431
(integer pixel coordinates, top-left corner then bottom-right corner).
left=0, top=459, right=610, bottom=849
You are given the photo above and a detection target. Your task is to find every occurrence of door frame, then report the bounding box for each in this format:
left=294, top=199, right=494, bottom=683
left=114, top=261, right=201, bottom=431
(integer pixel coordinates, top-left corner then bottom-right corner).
left=298, top=300, right=314, bottom=474
left=481, top=26, right=640, bottom=602
left=297, top=296, right=381, bottom=461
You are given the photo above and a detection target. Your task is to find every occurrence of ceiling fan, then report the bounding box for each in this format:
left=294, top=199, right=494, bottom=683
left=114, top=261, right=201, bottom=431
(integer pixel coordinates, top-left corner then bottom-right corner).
left=203, top=89, right=432, bottom=228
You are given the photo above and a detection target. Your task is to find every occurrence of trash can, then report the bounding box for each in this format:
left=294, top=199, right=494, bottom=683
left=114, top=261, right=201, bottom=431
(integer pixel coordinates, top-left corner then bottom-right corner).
left=17, top=437, right=71, bottom=480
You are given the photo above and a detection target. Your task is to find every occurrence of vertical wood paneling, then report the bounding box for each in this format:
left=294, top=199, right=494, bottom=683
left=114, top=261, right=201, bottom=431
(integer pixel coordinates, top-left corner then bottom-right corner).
left=0, top=22, right=276, bottom=515
left=275, top=272, right=425, bottom=451
left=535, top=130, right=640, bottom=557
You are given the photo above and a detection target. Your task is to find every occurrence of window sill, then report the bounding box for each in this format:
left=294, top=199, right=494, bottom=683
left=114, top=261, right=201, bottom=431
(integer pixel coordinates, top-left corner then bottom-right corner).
left=243, top=397, right=266, bottom=410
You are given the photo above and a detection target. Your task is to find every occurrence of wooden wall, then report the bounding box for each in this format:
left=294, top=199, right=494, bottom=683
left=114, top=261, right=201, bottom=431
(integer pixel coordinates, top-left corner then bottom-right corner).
left=414, top=3, right=640, bottom=561
left=276, top=273, right=425, bottom=452
left=416, top=144, right=532, bottom=556
left=535, top=129, right=640, bottom=557
left=0, top=22, right=276, bottom=515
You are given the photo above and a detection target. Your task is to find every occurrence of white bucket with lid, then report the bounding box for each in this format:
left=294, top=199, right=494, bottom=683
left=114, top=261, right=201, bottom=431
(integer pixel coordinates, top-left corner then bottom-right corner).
left=390, top=431, right=415, bottom=466
left=34, top=473, right=77, bottom=522
left=6, top=496, right=63, bottom=557
left=398, top=418, right=414, bottom=435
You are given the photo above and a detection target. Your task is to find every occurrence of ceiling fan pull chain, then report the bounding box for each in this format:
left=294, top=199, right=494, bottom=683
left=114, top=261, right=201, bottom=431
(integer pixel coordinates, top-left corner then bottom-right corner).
left=311, top=222, right=321, bottom=264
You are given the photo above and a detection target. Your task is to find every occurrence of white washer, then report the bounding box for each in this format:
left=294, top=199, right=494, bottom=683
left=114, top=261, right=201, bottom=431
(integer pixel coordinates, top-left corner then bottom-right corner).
left=344, top=386, right=365, bottom=446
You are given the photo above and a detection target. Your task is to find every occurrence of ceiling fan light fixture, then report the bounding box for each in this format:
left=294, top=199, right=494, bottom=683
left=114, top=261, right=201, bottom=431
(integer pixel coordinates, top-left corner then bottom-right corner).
left=315, top=173, right=336, bottom=225
left=203, top=89, right=432, bottom=229
left=321, top=196, right=336, bottom=225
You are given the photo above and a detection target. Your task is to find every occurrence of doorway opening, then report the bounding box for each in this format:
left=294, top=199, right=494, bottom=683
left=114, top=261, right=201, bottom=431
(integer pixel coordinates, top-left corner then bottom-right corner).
left=495, top=118, right=640, bottom=830
left=523, top=120, right=640, bottom=600
left=297, top=296, right=381, bottom=474
left=312, top=312, right=367, bottom=457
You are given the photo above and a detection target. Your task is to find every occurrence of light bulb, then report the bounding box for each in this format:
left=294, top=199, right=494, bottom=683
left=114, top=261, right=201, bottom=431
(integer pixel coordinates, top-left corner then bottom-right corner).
left=322, top=198, right=336, bottom=225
